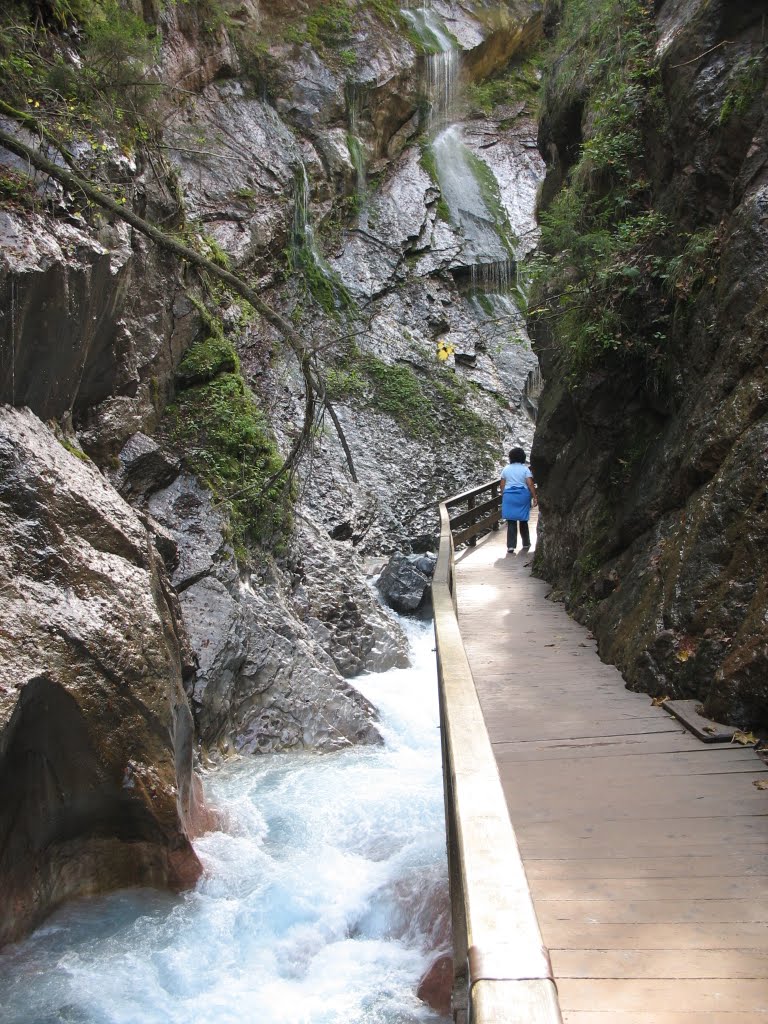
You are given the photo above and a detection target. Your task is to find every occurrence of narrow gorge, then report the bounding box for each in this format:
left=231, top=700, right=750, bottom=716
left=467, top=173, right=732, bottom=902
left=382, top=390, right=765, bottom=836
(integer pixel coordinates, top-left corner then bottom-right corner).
left=1, top=0, right=766, bottom=1019
left=0, top=0, right=543, bottom=999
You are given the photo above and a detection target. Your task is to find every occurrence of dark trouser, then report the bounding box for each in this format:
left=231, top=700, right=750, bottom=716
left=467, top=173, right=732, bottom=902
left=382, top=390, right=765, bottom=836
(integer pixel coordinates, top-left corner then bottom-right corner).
left=507, top=519, right=530, bottom=549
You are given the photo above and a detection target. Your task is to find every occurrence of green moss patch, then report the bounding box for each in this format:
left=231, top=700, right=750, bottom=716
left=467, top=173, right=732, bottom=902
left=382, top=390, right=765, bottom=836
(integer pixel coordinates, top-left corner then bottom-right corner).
left=466, top=56, right=543, bottom=116
left=464, top=149, right=517, bottom=257
left=419, top=144, right=451, bottom=221
left=168, top=366, right=291, bottom=555
left=175, top=333, right=239, bottom=388
left=326, top=351, right=498, bottom=462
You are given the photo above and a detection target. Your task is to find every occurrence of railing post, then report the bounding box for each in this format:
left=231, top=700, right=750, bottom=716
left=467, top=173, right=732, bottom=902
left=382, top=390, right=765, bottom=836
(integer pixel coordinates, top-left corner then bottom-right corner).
left=467, top=494, right=476, bottom=547
left=491, top=483, right=499, bottom=531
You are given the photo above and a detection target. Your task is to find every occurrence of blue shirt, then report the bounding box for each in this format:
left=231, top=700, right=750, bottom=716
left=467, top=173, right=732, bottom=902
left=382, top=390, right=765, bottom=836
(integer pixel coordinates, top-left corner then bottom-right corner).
left=501, top=463, right=532, bottom=489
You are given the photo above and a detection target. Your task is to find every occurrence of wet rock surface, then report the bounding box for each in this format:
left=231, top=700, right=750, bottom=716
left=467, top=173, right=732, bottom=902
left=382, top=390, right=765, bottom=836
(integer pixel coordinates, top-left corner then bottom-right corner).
left=0, top=407, right=201, bottom=946
left=0, top=0, right=546, bottom=940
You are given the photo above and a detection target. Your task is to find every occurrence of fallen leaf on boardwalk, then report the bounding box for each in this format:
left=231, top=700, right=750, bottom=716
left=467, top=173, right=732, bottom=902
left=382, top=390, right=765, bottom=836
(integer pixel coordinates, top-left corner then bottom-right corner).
left=651, top=695, right=670, bottom=706
left=753, top=780, right=768, bottom=790
left=578, top=643, right=588, bottom=647
left=544, top=643, right=556, bottom=647
left=732, top=730, right=758, bottom=746
left=703, top=725, right=715, bottom=734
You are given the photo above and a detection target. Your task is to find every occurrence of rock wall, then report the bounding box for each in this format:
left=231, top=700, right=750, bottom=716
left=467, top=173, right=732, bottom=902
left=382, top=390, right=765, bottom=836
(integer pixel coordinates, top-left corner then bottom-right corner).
left=531, top=0, right=768, bottom=729
left=0, top=408, right=201, bottom=946
left=0, top=0, right=545, bottom=937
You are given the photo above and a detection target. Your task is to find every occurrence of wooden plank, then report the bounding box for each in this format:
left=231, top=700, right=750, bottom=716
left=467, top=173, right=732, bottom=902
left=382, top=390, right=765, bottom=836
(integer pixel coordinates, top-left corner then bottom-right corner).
left=536, top=921, right=768, bottom=950
left=663, top=698, right=740, bottom=742
left=483, top=720, right=686, bottom=742
left=525, top=855, right=768, bottom=879
left=557, top=978, right=768, bottom=1013
left=454, top=515, right=500, bottom=546
left=563, top=1013, right=768, bottom=1023
left=492, top=733, right=756, bottom=761
left=472, top=978, right=562, bottom=1024
left=499, top=750, right=766, bottom=778
left=517, top=816, right=768, bottom=847
left=532, top=876, right=768, bottom=902
left=536, top=897, right=768, bottom=925
left=445, top=480, right=498, bottom=507
left=450, top=494, right=501, bottom=530
left=504, top=792, right=768, bottom=824
left=552, top=947, right=768, bottom=980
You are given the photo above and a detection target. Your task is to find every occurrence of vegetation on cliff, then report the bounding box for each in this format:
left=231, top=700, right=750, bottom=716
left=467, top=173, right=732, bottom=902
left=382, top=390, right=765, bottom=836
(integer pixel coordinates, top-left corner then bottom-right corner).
left=168, top=336, right=292, bottom=554
left=531, top=0, right=672, bottom=378
left=530, top=0, right=768, bottom=729
left=1, top=0, right=538, bottom=564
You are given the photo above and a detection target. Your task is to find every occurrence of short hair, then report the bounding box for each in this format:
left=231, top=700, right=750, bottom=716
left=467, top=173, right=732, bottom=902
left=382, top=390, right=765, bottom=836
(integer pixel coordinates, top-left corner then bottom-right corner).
left=508, top=447, right=526, bottom=463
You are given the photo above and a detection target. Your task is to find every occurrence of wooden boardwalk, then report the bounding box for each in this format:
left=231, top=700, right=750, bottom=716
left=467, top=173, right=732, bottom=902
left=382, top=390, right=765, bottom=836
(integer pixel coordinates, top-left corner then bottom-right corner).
left=455, top=516, right=768, bottom=1023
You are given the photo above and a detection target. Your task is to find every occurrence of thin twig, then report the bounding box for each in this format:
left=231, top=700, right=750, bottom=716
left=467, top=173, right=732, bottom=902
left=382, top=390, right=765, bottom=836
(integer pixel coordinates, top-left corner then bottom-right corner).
left=668, top=39, right=729, bottom=69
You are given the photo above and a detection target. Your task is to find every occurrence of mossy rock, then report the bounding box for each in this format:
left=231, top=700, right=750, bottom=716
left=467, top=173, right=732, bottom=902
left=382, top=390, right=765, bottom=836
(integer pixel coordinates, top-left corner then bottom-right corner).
left=168, top=372, right=291, bottom=553
left=175, top=333, right=239, bottom=388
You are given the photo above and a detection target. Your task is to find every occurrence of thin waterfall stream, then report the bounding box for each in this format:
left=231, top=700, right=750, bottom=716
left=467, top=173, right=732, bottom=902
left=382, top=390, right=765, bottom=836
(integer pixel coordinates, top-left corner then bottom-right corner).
left=404, top=5, right=518, bottom=304
left=400, top=6, right=458, bottom=128
left=0, top=619, right=449, bottom=1024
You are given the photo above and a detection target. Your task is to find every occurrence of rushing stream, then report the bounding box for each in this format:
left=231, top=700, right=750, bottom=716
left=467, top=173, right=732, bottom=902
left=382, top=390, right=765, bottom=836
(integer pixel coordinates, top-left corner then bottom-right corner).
left=0, top=620, right=450, bottom=1024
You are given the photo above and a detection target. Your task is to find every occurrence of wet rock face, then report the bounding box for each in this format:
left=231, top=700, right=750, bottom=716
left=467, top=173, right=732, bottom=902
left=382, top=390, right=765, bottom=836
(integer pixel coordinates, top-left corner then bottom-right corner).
left=417, top=953, right=454, bottom=1016
left=148, top=474, right=402, bottom=755
left=0, top=408, right=201, bottom=946
left=531, top=0, right=768, bottom=729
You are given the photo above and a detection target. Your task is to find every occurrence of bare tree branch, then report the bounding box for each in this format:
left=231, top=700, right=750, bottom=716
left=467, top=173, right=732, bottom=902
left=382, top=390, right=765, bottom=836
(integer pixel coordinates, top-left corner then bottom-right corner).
left=0, top=121, right=358, bottom=482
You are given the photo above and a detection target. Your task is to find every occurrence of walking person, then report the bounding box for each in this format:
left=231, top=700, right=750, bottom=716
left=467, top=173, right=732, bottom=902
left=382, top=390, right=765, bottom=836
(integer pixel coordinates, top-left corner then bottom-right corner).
left=500, top=447, right=537, bottom=552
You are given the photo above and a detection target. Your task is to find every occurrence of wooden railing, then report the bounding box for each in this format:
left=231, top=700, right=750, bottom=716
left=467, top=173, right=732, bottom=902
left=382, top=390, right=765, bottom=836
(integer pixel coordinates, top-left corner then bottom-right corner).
left=444, top=480, right=501, bottom=548
left=433, top=481, right=562, bottom=1024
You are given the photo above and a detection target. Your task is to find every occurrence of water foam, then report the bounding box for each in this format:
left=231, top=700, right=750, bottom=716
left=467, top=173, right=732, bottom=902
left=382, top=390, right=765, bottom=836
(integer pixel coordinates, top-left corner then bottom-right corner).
left=0, top=620, right=449, bottom=1024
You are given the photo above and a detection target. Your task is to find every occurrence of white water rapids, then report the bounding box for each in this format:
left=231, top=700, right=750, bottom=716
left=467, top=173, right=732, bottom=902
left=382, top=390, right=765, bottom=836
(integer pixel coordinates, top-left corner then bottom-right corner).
left=0, top=620, right=450, bottom=1024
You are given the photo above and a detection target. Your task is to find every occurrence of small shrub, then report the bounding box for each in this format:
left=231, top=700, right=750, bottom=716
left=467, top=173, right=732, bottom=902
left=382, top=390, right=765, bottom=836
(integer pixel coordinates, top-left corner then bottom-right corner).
left=719, top=53, right=766, bottom=124
left=175, top=332, right=239, bottom=388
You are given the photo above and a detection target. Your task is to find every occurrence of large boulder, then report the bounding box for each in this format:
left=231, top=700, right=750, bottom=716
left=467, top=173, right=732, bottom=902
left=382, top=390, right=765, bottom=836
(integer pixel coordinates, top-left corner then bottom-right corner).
left=376, top=552, right=437, bottom=615
left=0, top=407, right=202, bottom=946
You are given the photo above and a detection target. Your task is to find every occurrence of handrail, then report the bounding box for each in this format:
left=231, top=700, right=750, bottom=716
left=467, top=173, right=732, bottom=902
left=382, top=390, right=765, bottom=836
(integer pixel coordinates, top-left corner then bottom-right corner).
left=433, top=481, right=563, bottom=1024
left=444, top=479, right=501, bottom=549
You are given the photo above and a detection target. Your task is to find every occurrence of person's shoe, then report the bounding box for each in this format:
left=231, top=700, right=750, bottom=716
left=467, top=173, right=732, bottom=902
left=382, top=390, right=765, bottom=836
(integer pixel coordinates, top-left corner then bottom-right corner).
left=507, top=547, right=515, bottom=553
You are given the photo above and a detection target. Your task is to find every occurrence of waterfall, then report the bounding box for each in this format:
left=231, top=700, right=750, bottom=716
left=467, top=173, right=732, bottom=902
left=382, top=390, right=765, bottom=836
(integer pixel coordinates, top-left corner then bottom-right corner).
left=0, top=621, right=450, bottom=1024
left=523, top=363, right=543, bottom=421
left=430, top=125, right=513, bottom=275
left=291, top=162, right=352, bottom=312
left=292, top=160, right=316, bottom=258
left=348, top=82, right=368, bottom=220
left=400, top=5, right=458, bottom=127
left=470, top=260, right=513, bottom=296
